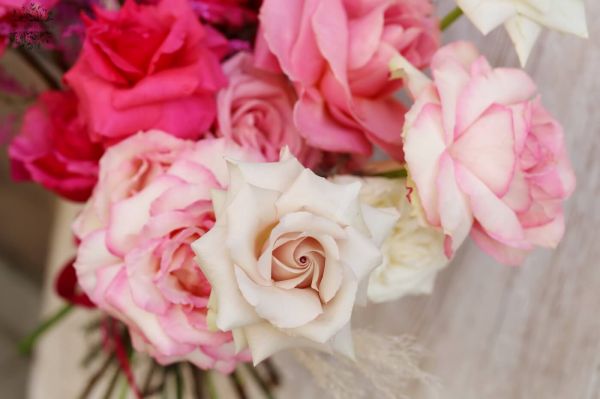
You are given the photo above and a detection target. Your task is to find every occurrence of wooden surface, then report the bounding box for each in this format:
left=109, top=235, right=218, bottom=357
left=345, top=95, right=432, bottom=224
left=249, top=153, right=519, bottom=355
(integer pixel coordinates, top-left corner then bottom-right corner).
left=28, top=1, right=600, bottom=398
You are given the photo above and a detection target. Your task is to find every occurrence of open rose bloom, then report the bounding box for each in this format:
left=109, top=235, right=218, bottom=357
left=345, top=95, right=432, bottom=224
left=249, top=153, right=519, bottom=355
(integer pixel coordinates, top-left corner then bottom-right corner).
left=74, top=131, right=261, bottom=372
left=255, top=0, right=439, bottom=159
left=403, top=42, right=576, bottom=265
left=192, top=149, right=397, bottom=363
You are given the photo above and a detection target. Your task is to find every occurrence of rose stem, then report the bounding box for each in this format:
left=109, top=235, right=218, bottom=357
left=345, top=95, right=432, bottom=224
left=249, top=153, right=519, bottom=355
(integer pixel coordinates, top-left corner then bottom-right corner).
left=372, top=168, right=408, bottom=179
left=78, top=353, right=116, bottom=399
left=81, top=340, right=105, bottom=368
left=174, top=365, right=184, bottom=399
left=440, top=7, right=464, bottom=31
left=190, top=364, right=206, bottom=399
left=243, top=364, right=275, bottom=399
left=232, top=369, right=248, bottom=399
left=141, top=361, right=158, bottom=395
left=262, top=359, right=281, bottom=387
left=14, top=47, right=62, bottom=89
left=101, top=363, right=121, bottom=399
left=204, top=372, right=220, bottom=399
left=18, top=303, right=74, bottom=355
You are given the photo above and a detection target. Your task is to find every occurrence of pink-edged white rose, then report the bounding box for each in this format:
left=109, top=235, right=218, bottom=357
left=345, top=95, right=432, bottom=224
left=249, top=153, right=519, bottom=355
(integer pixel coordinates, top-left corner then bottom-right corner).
left=73, top=131, right=262, bottom=372
left=216, top=52, right=321, bottom=168
left=456, top=0, right=588, bottom=65
left=192, top=149, right=398, bottom=363
left=403, top=42, right=575, bottom=265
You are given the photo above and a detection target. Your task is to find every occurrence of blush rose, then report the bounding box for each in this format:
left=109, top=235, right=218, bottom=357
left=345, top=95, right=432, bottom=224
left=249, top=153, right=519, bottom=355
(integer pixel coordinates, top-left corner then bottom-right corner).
left=216, top=52, right=321, bottom=167
left=255, top=0, right=439, bottom=159
left=403, top=42, right=576, bottom=265
left=74, top=131, right=262, bottom=371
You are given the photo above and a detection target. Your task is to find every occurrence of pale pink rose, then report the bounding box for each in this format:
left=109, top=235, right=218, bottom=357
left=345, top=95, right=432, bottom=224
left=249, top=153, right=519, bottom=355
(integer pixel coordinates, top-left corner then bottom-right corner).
left=255, top=0, right=439, bottom=160
left=192, top=149, right=398, bottom=363
left=216, top=52, right=321, bottom=168
left=74, top=131, right=262, bottom=372
left=403, top=42, right=576, bottom=265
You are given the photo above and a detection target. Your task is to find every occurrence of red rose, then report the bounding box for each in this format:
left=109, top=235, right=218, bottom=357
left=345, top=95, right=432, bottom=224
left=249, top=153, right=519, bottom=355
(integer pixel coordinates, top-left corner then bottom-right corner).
left=64, top=0, right=228, bottom=142
left=9, top=90, right=103, bottom=202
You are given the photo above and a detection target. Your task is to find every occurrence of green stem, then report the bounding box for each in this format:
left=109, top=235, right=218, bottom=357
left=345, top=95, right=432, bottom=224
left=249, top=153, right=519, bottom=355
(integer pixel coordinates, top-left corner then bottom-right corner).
left=440, top=7, right=464, bottom=31
left=244, top=364, right=275, bottom=399
left=19, top=303, right=74, bottom=355
left=174, top=366, right=184, bottom=399
left=373, top=168, right=408, bottom=179
left=205, top=372, right=219, bottom=399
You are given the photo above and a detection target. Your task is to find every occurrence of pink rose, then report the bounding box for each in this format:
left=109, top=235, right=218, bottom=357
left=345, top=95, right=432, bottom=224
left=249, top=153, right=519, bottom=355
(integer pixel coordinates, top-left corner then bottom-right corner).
left=9, top=90, right=102, bottom=202
left=64, top=0, right=228, bottom=142
left=216, top=52, right=321, bottom=167
left=255, top=0, right=439, bottom=159
left=74, top=131, right=262, bottom=371
left=403, top=42, right=576, bottom=265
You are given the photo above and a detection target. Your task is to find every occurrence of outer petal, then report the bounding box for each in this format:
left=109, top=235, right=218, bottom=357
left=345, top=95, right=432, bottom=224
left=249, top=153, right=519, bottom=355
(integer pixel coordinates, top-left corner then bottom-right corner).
left=192, top=226, right=261, bottom=330
left=292, top=268, right=358, bottom=343
left=436, top=153, right=473, bottom=256
left=504, top=15, right=542, bottom=66
left=470, top=223, right=528, bottom=266
left=242, top=322, right=326, bottom=364
left=455, top=164, right=526, bottom=247
left=456, top=0, right=516, bottom=34
left=234, top=266, right=323, bottom=329
left=276, top=169, right=363, bottom=227
left=403, top=103, right=447, bottom=227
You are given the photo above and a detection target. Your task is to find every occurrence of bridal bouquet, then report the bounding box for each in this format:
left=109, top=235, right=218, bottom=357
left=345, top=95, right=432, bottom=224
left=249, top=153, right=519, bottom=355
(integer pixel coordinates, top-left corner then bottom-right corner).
left=2, top=0, right=586, bottom=397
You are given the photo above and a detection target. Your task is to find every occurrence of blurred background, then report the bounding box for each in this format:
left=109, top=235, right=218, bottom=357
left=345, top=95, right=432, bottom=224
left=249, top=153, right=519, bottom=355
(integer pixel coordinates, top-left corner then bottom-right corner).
left=0, top=50, right=55, bottom=397
left=1, top=1, right=599, bottom=398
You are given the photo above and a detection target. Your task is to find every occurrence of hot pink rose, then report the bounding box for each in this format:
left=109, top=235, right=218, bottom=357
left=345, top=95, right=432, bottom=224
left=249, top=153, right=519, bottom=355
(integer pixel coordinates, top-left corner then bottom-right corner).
left=74, top=131, right=262, bottom=371
left=9, top=90, right=102, bottom=202
left=255, top=0, right=439, bottom=159
left=64, top=0, right=228, bottom=143
left=216, top=52, right=321, bottom=167
left=403, top=42, right=576, bottom=265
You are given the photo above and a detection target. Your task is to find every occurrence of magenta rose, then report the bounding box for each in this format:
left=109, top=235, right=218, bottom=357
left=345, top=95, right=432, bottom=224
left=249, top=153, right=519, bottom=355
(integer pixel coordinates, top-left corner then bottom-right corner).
left=216, top=52, right=321, bottom=167
left=403, top=42, right=576, bottom=265
left=255, top=0, right=439, bottom=159
left=74, top=131, right=262, bottom=371
left=9, top=90, right=102, bottom=202
left=64, top=0, right=228, bottom=142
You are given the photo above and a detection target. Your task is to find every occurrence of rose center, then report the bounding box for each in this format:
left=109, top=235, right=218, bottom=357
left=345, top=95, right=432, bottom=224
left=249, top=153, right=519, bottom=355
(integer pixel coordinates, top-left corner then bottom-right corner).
left=271, top=235, right=326, bottom=290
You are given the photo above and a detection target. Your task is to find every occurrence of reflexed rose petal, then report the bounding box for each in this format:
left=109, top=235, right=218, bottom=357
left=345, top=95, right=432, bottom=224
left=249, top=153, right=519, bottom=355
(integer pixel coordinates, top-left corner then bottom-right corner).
left=234, top=266, right=323, bottom=329
left=403, top=103, right=446, bottom=227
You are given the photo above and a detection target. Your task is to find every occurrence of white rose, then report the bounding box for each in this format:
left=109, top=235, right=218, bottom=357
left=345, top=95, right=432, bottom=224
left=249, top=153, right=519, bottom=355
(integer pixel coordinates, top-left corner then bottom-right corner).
left=456, top=0, right=588, bottom=65
left=334, top=176, right=448, bottom=303
left=192, top=150, right=398, bottom=364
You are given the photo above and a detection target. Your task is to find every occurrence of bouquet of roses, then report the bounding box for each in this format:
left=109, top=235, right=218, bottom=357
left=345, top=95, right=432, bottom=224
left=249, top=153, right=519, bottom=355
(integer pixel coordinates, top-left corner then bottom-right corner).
left=2, top=0, right=586, bottom=397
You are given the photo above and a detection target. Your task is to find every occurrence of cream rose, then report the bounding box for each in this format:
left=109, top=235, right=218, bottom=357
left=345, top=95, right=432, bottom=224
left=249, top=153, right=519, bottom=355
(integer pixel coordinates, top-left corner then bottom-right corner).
left=192, top=149, right=398, bottom=363
left=335, top=177, right=449, bottom=303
